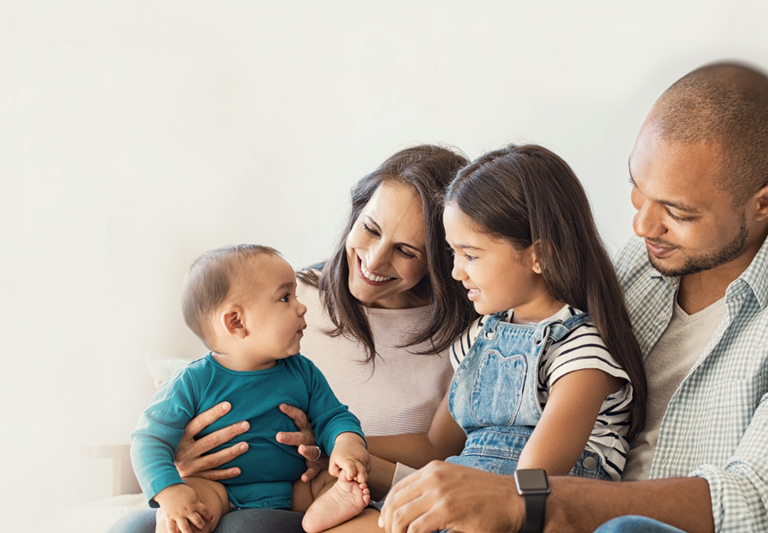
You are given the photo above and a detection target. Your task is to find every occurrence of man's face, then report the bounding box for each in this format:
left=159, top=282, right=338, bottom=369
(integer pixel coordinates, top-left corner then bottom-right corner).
left=629, top=124, right=749, bottom=278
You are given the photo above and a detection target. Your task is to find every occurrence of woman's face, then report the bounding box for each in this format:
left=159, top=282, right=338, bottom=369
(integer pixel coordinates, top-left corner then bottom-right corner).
left=345, top=180, right=429, bottom=309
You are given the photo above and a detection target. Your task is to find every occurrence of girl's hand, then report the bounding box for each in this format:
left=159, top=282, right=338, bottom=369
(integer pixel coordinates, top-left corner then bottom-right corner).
left=276, top=403, right=328, bottom=482
left=174, top=401, right=250, bottom=480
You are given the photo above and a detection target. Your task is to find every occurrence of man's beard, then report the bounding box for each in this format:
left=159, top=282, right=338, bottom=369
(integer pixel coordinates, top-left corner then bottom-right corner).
left=648, top=216, right=749, bottom=277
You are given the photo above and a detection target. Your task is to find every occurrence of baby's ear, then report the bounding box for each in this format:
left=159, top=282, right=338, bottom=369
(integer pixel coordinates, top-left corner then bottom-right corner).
left=220, top=307, right=247, bottom=339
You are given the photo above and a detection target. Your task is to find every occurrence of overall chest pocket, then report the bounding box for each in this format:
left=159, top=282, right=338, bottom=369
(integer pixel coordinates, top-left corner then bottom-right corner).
left=470, top=349, right=527, bottom=427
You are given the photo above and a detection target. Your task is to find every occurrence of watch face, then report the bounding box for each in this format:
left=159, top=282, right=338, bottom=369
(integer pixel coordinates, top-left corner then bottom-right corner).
left=515, top=469, right=550, bottom=492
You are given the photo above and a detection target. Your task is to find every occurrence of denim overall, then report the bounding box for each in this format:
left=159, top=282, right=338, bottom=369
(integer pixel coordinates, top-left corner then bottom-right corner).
left=445, top=312, right=610, bottom=480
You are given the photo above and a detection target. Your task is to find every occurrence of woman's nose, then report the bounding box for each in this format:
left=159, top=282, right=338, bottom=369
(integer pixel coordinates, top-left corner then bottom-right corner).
left=364, top=242, right=389, bottom=272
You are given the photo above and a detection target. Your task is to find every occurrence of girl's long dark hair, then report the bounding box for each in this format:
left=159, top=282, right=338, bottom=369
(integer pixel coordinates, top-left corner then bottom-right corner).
left=298, top=145, right=477, bottom=365
left=446, top=144, right=647, bottom=441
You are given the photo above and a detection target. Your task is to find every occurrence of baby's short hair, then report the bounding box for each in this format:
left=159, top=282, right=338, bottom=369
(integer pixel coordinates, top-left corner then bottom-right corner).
left=182, top=244, right=280, bottom=349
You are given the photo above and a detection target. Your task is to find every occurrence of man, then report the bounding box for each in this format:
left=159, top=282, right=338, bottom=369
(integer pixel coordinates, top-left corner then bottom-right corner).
left=379, top=62, right=768, bottom=533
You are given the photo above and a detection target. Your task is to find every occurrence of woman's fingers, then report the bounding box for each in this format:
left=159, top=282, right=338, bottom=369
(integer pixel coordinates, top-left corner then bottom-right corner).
left=176, top=440, right=248, bottom=479
left=175, top=406, right=249, bottom=478
left=183, top=402, right=233, bottom=440
left=279, top=403, right=312, bottom=431
left=277, top=430, right=315, bottom=448
left=300, top=456, right=328, bottom=482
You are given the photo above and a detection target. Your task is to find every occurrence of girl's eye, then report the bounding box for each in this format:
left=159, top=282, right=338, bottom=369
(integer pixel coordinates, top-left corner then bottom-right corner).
left=465, top=253, right=477, bottom=262
left=280, top=294, right=290, bottom=303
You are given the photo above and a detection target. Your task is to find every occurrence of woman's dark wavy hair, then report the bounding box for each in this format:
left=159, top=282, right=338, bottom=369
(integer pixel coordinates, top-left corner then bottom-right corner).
left=297, top=145, right=477, bottom=365
left=445, top=144, right=647, bottom=441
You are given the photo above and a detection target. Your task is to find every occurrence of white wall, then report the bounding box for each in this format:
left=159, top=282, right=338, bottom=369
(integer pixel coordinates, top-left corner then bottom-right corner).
left=2, top=0, right=767, bottom=527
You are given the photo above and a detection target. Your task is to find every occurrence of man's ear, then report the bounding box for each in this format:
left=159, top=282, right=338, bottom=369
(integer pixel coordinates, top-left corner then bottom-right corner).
left=220, top=306, right=247, bottom=339
left=752, top=182, right=768, bottom=222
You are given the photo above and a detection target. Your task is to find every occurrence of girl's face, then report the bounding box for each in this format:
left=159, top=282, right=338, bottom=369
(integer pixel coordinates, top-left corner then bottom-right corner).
left=443, top=202, right=560, bottom=323
left=345, top=180, right=429, bottom=309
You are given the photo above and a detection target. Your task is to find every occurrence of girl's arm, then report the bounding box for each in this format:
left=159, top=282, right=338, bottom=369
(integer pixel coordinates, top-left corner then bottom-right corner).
left=367, top=390, right=466, bottom=469
left=517, top=369, right=623, bottom=475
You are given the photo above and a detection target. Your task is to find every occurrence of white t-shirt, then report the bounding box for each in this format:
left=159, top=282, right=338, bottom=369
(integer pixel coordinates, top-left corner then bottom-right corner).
left=449, top=305, right=633, bottom=480
left=622, top=297, right=727, bottom=481
left=297, top=280, right=454, bottom=437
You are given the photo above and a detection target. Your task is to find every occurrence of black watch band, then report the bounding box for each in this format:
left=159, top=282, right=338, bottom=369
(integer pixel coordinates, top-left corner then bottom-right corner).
left=514, top=469, right=550, bottom=533
left=519, top=492, right=547, bottom=533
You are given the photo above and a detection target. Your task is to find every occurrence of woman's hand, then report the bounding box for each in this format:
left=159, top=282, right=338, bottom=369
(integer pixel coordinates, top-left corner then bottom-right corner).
left=378, top=461, right=524, bottom=533
left=276, top=403, right=329, bottom=482
left=174, top=401, right=250, bottom=480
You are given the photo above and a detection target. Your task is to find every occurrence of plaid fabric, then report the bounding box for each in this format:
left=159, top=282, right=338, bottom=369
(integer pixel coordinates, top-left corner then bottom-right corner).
left=616, top=236, right=768, bottom=533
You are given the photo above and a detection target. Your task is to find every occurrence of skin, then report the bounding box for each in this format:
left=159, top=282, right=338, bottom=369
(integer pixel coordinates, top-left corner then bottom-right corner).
left=372, top=116, right=768, bottom=533
left=345, top=180, right=430, bottom=309
left=172, top=182, right=435, bottom=490
left=174, top=121, right=768, bottom=532
left=157, top=255, right=371, bottom=533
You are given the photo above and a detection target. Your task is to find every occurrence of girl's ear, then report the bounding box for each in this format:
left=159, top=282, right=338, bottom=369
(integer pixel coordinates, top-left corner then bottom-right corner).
left=220, top=306, right=247, bottom=339
left=528, top=243, right=543, bottom=274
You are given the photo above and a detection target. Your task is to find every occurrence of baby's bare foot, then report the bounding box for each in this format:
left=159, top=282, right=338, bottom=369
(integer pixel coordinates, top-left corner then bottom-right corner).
left=302, top=478, right=371, bottom=533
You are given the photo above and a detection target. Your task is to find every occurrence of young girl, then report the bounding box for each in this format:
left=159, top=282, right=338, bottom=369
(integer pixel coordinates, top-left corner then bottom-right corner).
left=366, top=144, right=647, bottom=490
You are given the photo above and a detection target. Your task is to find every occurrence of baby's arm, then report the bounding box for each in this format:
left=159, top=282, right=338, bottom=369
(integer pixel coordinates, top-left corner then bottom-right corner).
left=328, top=432, right=370, bottom=483
left=517, top=368, right=623, bottom=475
left=153, top=483, right=215, bottom=533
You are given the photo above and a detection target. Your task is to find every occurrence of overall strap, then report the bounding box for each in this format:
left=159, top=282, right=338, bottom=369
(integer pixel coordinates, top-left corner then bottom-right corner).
left=535, top=311, right=592, bottom=345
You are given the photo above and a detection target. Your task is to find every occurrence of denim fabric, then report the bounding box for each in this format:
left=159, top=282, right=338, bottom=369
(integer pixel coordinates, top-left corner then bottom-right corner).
left=446, top=311, right=610, bottom=480
left=593, top=515, right=686, bottom=533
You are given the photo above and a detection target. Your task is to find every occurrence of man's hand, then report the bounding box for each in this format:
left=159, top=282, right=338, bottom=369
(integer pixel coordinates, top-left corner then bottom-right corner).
left=378, top=461, right=524, bottom=533
left=174, top=401, right=249, bottom=480
left=276, top=403, right=328, bottom=482
left=329, top=432, right=370, bottom=483
left=154, top=484, right=215, bottom=533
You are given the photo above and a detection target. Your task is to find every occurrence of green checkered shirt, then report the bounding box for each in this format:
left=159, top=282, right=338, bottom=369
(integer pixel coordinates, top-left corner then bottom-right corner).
left=616, top=236, right=768, bottom=533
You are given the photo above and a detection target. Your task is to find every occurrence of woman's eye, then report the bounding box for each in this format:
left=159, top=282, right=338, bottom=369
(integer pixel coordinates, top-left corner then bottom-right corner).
left=363, top=223, right=379, bottom=237
left=397, top=247, right=417, bottom=259
left=465, top=254, right=477, bottom=262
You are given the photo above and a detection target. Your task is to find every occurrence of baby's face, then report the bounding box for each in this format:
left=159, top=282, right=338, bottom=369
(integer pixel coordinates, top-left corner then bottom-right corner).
left=236, top=254, right=308, bottom=364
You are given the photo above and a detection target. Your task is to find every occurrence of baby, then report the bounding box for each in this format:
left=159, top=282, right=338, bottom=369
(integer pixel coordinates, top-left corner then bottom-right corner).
left=130, top=244, right=371, bottom=533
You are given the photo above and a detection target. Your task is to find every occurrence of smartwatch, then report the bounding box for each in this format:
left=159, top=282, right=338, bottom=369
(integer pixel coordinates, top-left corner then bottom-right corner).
left=514, top=469, right=550, bottom=533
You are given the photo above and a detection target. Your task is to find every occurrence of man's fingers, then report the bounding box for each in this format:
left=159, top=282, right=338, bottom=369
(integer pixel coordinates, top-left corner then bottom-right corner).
left=279, top=403, right=311, bottom=430
left=183, top=402, right=234, bottom=439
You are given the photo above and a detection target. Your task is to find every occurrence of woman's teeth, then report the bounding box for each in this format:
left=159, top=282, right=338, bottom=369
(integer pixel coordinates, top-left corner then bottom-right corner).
left=361, top=261, right=394, bottom=282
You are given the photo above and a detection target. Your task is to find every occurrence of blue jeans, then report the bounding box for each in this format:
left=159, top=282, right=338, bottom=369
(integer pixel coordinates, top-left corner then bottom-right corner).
left=106, top=507, right=305, bottom=533
left=594, top=516, right=686, bottom=533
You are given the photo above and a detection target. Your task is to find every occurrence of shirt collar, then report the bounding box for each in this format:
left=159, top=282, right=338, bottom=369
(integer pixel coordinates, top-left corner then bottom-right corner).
left=647, top=235, right=768, bottom=310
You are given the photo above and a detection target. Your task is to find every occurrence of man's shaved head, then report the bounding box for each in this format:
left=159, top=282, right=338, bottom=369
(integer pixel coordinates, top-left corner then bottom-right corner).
left=647, top=62, right=768, bottom=204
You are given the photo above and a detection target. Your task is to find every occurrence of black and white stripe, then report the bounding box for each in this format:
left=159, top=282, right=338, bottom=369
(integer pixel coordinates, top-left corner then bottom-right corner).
left=449, top=306, right=633, bottom=481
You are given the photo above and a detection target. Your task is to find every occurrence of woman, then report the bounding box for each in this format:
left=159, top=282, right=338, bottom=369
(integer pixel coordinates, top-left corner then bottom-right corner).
left=108, top=145, right=476, bottom=533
